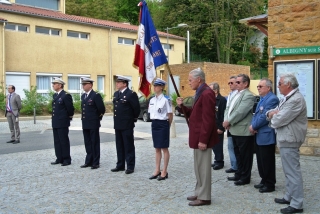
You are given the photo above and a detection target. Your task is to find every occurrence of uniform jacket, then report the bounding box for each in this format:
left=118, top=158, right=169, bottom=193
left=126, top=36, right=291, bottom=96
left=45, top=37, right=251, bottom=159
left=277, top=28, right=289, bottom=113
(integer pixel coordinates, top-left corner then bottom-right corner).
left=215, top=93, right=227, bottom=132
left=180, top=83, right=218, bottom=149
left=268, top=90, right=307, bottom=148
left=251, top=92, right=279, bottom=145
left=52, top=90, right=75, bottom=128
left=113, top=88, right=140, bottom=130
left=5, top=92, right=22, bottom=117
left=81, top=90, right=106, bottom=129
left=224, top=88, right=255, bottom=136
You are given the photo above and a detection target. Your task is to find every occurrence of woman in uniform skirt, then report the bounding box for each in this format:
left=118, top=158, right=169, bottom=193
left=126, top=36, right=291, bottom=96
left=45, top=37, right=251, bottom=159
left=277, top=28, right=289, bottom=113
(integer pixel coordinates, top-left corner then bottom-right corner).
left=148, top=78, right=173, bottom=181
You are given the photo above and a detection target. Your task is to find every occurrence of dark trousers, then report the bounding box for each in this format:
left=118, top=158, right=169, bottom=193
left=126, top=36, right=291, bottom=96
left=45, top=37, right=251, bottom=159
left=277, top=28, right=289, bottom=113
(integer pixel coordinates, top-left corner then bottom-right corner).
left=255, top=142, right=276, bottom=188
left=232, top=135, right=254, bottom=182
left=212, top=133, right=224, bottom=166
left=115, top=129, right=135, bottom=170
left=83, top=129, right=100, bottom=166
left=53, top=127, right=71, bottom=164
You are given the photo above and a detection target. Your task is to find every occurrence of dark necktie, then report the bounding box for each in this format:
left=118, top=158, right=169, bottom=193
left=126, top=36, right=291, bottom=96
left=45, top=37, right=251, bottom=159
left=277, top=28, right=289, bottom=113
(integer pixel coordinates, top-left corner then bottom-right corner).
left=85, top=94, right=88, bottom=99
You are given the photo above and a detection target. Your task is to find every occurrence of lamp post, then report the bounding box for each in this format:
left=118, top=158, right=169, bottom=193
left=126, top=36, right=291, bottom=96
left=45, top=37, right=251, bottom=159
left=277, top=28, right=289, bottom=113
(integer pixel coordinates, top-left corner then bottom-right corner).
left=166, top=23, right=189, bottom=63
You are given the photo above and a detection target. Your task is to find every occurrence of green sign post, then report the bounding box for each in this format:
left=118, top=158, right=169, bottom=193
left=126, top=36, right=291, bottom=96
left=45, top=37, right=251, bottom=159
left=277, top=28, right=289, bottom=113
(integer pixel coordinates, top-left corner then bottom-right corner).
left=273, top=46, right=320, bottom=56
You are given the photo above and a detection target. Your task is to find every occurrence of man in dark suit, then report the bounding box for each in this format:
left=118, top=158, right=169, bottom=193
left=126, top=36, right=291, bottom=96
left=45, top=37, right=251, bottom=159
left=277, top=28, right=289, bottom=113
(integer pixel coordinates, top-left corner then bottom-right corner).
left=209, top=82, right=227, bottom=170
left=80, top=77, right=106, bottom=169
left=177, top=68, right=218, bottom=206
left=5, top=85, right=22, bottom=144
left=250, top=78, right=279, bottom=193
left=51, top=78, right=75, bottom=166
left=223, top=74, right=255, bottom=186
left=111, top=75, right=140, bottom=175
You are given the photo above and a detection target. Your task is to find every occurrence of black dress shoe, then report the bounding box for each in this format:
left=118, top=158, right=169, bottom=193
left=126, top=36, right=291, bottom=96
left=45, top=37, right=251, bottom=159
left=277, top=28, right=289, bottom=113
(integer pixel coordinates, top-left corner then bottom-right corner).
left=157, top=173, right=168, bottom=181
left=61, top=163, right=71, bottom=166
left=254, top=183, right=264, bottom=189
left=225, top=168, right=237, bottom=173
left=211, top=163, right=216, bottom=167
left=125, top=169, right=134, bottom=174
left=227, top=176, right=239, bottom=181
left=234, top=180, right=250, bottom=186
left=51, top=161, right=61, bottom=165
left=212, top=165, right=223, bottom=170
left=91, top=165, right=100, bottom=169
left=80, top=164, right=92, bottom=168
left=111, top=167, right=125, bottom=172
left=149, top=172, right=161, bottom=179
left=6, top=140, right=15, bottom=143
left=13, top=140, right=20, bottom=144
left=259, top=186, right=275, bottom=193
left=275, top=198, right=290, bottom=205
left=280, top=206, right=303, bottom=214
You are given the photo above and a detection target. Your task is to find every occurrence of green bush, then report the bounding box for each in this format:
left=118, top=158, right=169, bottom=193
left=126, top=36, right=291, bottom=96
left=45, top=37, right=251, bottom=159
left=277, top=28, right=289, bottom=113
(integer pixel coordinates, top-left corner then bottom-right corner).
left=73, top=93, right=82, bottom=113
left=0, top=85, right=6, bottom=111
left=20, top=86, right=47, bottom=115
left=45, top=90, right=55, bottom=113
left=170, top=92, right=178, bottom=107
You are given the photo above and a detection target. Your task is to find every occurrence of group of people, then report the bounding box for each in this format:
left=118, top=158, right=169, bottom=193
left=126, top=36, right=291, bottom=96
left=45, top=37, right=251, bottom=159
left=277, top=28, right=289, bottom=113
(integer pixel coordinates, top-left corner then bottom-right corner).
left=4, top=68, right=307, bottom=213
left=176, top=68, right=307, bottom=214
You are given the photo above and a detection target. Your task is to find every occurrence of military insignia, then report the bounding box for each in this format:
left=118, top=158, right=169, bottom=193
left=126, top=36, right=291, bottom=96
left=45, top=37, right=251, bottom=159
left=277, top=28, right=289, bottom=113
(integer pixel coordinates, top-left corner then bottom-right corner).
left=124, top=96, right=126, bottom=98
left=259, top=106, right=264, bottom=113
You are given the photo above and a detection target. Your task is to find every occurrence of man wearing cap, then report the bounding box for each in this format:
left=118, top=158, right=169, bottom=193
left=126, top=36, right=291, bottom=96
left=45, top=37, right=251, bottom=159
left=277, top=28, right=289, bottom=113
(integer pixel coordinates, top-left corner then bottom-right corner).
left=111, top=75, right=140, bottom=174
left=51, top=78, right=75, bottom=166
left=80, top=77, right=106, bottom=169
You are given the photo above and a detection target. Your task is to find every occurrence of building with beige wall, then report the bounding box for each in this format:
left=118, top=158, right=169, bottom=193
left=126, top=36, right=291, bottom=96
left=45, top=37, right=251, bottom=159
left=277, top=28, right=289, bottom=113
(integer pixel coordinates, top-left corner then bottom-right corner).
left=268, top=0, right=320, bottom=156
left=0, top=0, right=185, bottom=101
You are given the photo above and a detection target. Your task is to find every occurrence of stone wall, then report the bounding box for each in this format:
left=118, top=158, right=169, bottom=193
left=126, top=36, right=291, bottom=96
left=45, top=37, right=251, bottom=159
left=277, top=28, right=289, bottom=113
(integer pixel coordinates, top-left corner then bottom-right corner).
left=163, top=62, right=250, bottom=97
left=268, top=0, right=320, bottom=156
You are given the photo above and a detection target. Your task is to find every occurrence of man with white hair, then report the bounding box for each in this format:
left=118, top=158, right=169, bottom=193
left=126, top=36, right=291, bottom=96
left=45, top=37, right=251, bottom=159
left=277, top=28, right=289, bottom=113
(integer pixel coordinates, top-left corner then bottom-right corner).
left=267, top=73, right=307, bottom=214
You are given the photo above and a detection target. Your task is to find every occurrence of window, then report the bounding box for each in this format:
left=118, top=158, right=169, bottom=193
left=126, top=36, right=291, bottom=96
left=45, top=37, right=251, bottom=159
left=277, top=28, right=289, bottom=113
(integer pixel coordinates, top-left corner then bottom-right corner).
left=68, top=75, right=90, bottom=97
left=36, top=74, right=62, bottom=97
left=162, top=43, right=173, bottom=50
left=5, top=23, right=29, bottom=32
left=67, top=31, right=89, bottom=40
left=36, top=26, right=61, bottom=36
left=118, top=37, right=134, bottom=45
left=97, top=76, right=105, bottom=93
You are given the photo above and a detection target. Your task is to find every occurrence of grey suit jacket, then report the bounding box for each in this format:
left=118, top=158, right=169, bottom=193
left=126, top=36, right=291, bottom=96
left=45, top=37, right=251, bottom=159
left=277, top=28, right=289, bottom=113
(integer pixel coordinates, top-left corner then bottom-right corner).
left=5, top=92, right=22, bottom=117
left=268, top=89, right=307, bottom=148
left=224, top=88, right=255, bottom=136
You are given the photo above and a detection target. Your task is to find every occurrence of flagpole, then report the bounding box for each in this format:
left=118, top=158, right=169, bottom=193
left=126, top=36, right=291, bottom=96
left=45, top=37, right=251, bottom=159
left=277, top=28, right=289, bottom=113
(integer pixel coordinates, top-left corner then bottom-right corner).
left=165, top=63, right=189, bottom=126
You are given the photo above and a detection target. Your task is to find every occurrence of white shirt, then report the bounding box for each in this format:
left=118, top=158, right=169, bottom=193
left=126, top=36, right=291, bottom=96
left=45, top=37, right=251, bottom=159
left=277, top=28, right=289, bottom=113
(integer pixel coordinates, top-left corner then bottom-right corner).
left=228, top=89, right=244, bottom=117
left=148, top=94, right=172, bottom=120
left=227, top=90, right=238, bottom=106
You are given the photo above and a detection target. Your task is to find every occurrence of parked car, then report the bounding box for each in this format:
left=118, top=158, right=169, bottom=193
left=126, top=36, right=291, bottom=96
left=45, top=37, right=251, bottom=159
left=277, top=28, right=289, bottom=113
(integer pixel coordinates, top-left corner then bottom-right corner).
left=174, top=96, right=194, bottom=116
left=138, top=95, right=154, bottom=122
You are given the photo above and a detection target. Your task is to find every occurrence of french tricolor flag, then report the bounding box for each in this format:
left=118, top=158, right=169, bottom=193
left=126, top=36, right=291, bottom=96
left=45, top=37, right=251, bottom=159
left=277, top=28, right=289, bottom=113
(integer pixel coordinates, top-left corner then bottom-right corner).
left=133, top=1, right=168, bottom=97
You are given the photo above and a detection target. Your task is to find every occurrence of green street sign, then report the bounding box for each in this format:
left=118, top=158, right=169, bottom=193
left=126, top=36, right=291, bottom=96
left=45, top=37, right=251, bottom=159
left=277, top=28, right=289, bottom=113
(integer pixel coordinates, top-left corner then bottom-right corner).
left=273, top=46, right=320, bottom=56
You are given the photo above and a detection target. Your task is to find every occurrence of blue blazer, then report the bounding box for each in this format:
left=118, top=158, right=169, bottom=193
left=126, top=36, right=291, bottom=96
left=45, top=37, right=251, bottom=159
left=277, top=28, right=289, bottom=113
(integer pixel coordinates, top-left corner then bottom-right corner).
left=251, top=92, right=279, bottom=146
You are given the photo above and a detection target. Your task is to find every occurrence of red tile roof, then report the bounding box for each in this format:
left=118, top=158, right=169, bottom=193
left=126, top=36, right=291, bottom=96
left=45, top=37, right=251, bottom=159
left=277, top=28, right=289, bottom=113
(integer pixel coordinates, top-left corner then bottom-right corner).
left=0, top=3, right=184, bottom=40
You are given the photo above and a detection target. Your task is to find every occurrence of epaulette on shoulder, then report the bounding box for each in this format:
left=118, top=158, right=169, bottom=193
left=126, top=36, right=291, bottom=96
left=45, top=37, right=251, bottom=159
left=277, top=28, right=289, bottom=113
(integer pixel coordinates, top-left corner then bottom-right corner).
left=164, top=95, right=171, bottom=100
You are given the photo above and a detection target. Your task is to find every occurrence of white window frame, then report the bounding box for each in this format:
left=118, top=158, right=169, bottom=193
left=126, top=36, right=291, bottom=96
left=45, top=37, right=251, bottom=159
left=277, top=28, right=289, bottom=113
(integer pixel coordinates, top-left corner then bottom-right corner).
left=68, top=74, right=90, bottom=97
left=118, top=37, right=135, bottom=45
left=36, top=73, right=62, bottom=96
left=162, top=43, right=173, bottom=50
left=5, top=23, right=29, bottom=32
left=97, top=75, right=105, bottom=94
left=67, top=30, right=90, bottom=40
left=36, top=26, right=61, bottom=36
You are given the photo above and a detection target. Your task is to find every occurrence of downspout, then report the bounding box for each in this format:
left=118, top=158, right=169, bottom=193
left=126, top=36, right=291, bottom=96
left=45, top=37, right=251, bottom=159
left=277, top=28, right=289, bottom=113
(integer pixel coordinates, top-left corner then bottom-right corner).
left=2, top=21, right=6, bottom=91
left=109, top=28, right=112, bottom=101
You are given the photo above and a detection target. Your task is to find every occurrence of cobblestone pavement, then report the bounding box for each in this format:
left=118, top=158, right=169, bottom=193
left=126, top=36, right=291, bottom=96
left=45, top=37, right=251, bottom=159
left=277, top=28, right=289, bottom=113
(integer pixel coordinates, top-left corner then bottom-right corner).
left=0, top=116, right=319, bottom=213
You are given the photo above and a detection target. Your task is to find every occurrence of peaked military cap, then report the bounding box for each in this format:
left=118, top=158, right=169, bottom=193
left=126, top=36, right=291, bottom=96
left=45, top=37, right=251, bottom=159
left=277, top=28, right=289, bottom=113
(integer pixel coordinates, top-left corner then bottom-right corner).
left=81, top=77, right=94, bottom=84
left=51, top=78, right=65, bottom=85
left=153, top=78, right=166, bottom=86
left=116, top=75, right=131, bottom=82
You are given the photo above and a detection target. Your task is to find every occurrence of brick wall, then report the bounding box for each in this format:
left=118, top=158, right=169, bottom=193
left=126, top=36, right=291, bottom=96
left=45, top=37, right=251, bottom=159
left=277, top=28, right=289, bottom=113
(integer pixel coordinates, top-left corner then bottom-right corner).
left=163, top=62, right=250, bottom=97
left=268, top=0, right=320, bottom=156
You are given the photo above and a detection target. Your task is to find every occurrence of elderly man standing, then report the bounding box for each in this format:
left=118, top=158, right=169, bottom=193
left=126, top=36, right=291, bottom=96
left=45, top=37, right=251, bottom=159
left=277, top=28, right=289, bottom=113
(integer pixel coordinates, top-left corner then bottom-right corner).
left=177, top=68, right=218, bottom=206
left=223, top=74, right=255, bottom=186
left=249, top=78, right=279, bottom=193
left=209, top=82, right=226, bottom=170
left=267, top=74, right=307, bottom=214
left=5, top=85, right=22, bottom=144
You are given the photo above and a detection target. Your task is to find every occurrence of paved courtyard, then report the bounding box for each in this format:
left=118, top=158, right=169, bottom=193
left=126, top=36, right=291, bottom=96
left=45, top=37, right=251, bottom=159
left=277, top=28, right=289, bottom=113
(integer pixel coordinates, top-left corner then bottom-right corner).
left=0, top=116, right=319, bottom=213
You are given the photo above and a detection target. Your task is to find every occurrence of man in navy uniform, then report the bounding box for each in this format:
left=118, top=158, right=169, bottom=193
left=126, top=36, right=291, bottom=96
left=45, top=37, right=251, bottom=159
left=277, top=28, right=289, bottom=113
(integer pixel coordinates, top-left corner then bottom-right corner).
left=111, top=75, right=140, bottom=174
left=51, top=78, right=75, bottom=166
left=80, top=77, right=106, bottom=169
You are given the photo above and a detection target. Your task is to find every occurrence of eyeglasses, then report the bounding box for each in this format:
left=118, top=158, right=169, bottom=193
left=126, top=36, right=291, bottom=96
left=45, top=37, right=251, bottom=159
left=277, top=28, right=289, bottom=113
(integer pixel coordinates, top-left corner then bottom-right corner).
left=257, top=85, right=266, bottom=89
left=235, top=81, right=241, bottom=84
left=228, top=82, right=233, bottom=85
